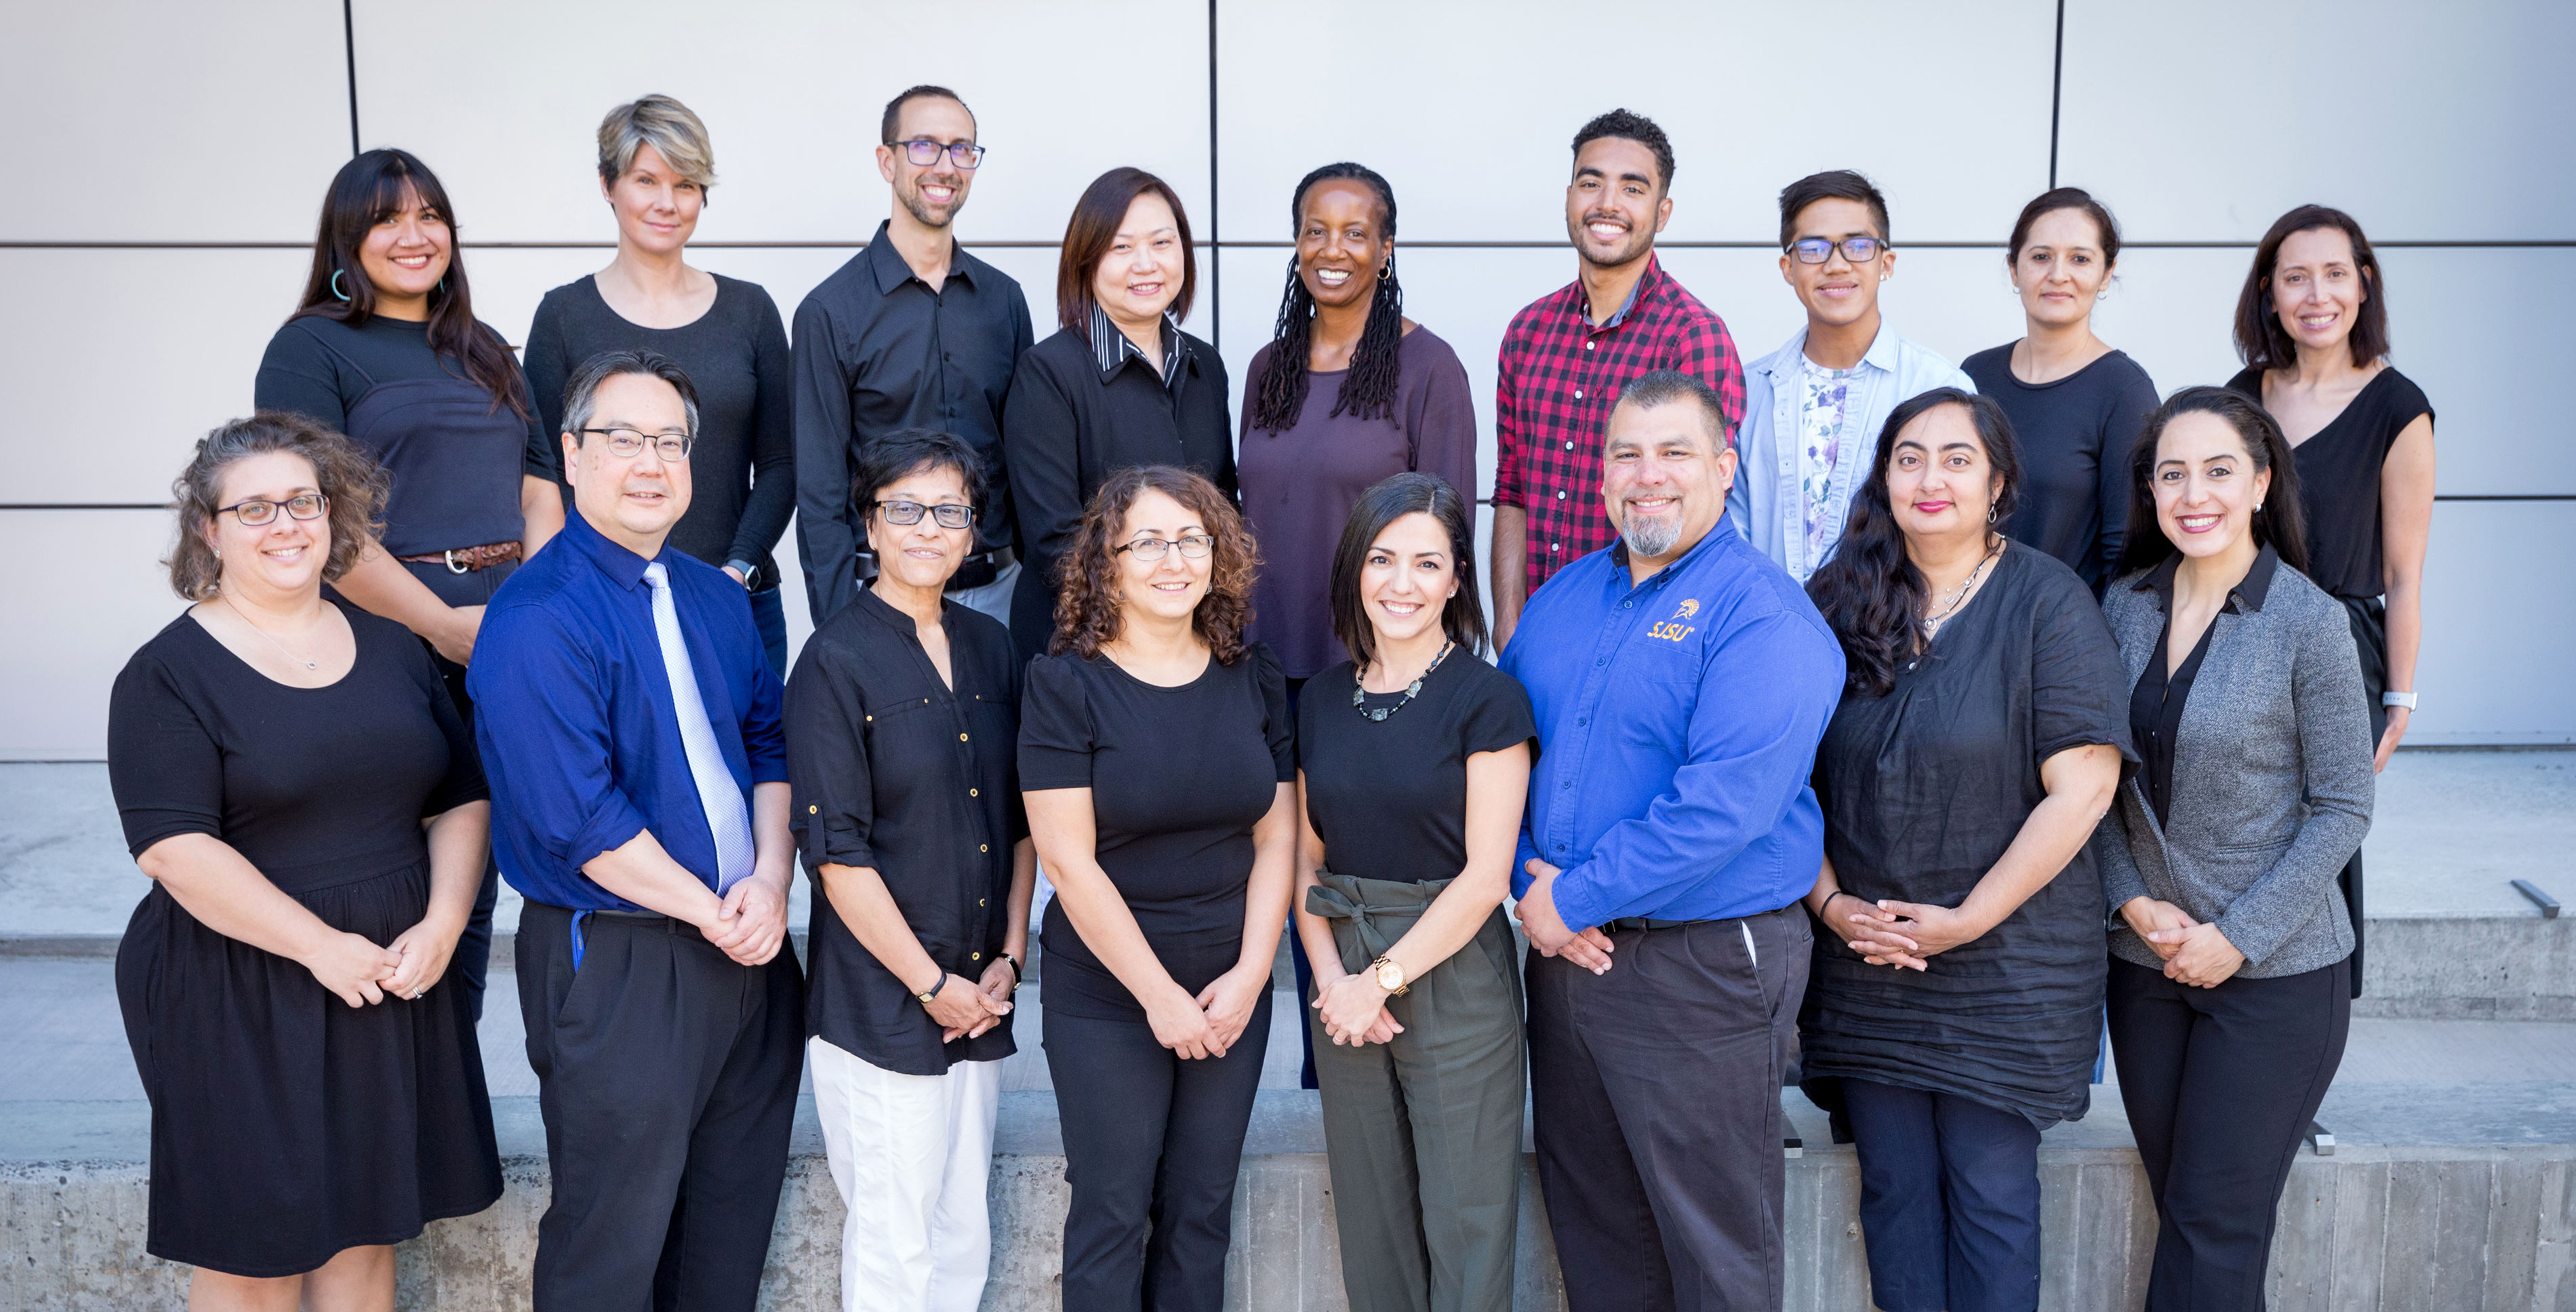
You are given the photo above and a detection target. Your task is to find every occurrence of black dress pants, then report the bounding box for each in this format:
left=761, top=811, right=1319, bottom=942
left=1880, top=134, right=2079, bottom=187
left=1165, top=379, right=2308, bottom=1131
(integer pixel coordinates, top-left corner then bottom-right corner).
left=1044, top=991, right=1275, bottom=1312
left=1526, top=903, right=1810, bottom=1312
left=517, top=902, right=804, bottom=1312
left=2106, top=956, right=2351, bottom=1312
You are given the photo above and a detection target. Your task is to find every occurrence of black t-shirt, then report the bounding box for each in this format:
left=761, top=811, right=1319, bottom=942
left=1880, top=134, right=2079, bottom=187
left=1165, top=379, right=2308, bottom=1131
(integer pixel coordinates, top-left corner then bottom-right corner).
left=1018, top=643, right=1293, bottom=1019
left=108, top=601, right=487, bottom=890
left=1961, top=344, right=2160, bottom=593
left=2223, top=366, right=2433, bottom=599
left=1296, top=652, right=1535, bottom=883
left=787, top=589, right=1026, bottom=1075
left=1801, top=544, right=2134, bottom=1127
left=525, top=275, right=795, bottom=582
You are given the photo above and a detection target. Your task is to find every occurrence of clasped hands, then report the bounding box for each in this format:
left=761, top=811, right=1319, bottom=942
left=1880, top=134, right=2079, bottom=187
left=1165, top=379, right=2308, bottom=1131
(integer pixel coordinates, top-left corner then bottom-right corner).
left=308, top=913, right=464, bottom=1008
left=696, top=873, right=790, bottom=966
left=2118, top=896, right=2246, bottom=988
left=1822, top=892, right=1992, bottom=972
left=1146, top=962, right=1271, bottom=1062
left=919, top=957, right=1021, bottom=1042
left=1518, top=858, right=1615, bottom=975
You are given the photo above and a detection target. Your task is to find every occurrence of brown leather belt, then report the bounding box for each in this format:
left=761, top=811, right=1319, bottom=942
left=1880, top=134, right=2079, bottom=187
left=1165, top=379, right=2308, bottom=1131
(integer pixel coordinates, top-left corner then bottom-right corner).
left=397, top=542, right=522, bottom=574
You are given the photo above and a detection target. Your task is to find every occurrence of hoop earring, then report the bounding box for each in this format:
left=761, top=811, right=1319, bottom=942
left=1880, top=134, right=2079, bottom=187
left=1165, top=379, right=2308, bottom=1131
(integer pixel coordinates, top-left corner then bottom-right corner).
left=1988, top=503, right=1998, bottom=524
left=1378, top=262, right=1392, bottom=282
left=329, top=269, right=351, bottom=302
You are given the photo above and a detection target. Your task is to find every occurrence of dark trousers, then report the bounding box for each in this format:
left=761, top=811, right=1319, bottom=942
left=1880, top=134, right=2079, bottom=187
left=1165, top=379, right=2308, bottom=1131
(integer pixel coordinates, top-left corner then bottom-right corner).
left=1526, top=903, right=1810, bottom=1312
left=2107, top=956, right=2351, bottom=1312
left=1842, top=1080, right=2042, bottom=1312
left=516, top=902, right=804, bottom=1312
left=1044, top=993, right=1274, bottom=1312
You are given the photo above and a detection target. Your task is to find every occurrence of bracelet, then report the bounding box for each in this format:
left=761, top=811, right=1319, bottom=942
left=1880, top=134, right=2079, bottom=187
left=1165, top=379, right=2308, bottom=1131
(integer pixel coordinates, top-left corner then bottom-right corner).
left=2381, top=690, right=2417, bottom=710
left=999, top=952, right=1022, bottom=992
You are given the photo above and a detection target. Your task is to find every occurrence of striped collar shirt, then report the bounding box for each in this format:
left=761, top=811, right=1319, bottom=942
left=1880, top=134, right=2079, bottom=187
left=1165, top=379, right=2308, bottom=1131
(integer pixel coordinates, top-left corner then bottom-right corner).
left=1089, top=305, right=1186, bottom=389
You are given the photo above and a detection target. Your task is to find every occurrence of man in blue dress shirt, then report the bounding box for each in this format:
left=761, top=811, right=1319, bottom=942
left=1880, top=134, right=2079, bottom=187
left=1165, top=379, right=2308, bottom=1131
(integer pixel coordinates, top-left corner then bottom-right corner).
left=1500, top=369, right=1844, bottom=1312
left=472, top=350, right=800, bottom=1312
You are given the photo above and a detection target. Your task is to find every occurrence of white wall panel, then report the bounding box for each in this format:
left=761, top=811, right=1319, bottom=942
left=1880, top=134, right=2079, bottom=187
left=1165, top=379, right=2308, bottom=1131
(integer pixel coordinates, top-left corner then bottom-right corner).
left=350, top=0, right=1209, bottom=244
left=2059, top=0, right=2576, bottom=241
left=2410, top=501, right=2576, bottom=744
left=0, top=511, right=186, bottom=760
left=1215, top=0, right=2055, bottom=243
left=2, top=250, right=306, bottom=504
left=1, top=0, right=348, bottom=243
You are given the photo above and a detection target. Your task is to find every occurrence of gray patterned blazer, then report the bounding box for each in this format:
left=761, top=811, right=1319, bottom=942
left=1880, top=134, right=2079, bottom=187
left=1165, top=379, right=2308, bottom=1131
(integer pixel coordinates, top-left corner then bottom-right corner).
left=2093, top=546, right=2374, bottom=978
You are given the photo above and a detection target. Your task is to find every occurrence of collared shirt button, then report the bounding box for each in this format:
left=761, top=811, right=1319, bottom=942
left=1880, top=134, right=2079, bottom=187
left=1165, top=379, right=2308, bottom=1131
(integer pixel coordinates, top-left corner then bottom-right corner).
left=808, top=804, right=818, bottom=814
left=980, top=843, right=989, bottom=853
left=971, top=951, right=982, bottom=961
left=969, top=788, right=980, bottom=797
left=1586, top=341, right=1596, bottom=351
left=979, top=898, right=987, bottom=907
left=1564, top=441, right=1575, bottom=450
left=1574, top=389, right=1584, bottom=399
left=960, top=733, right=969, bottom=742
left=1552, top=543, right=1561, bottom=552
left=1557, top=490, right=1567, bottom=499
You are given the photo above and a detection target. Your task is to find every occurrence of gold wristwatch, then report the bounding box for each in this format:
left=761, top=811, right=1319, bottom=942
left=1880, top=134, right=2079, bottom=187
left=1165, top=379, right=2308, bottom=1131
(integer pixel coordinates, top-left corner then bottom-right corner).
left=914, top=973, right=945, bottom=1007
left=1371, top=956, right=1410, bottom=996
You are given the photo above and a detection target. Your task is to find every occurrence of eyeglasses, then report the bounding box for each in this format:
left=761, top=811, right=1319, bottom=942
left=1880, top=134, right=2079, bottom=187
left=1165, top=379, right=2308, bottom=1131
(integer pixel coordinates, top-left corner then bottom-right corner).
left=1790, top=236, right=1886, bottom=264
left=888, top=139, right=986, bottom=170
left=578, top=427, right=695, bottom=460
left=875, top=500, right=976, bottom=530
left=1114, top=534, right=1214, bottom=561
left=216, top=493, right=329, bottom=525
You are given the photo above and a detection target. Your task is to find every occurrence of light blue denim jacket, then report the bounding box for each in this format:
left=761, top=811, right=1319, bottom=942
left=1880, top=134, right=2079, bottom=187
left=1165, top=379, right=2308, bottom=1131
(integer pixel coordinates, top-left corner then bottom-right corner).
left=1725, top=323, right=1973, bottom=581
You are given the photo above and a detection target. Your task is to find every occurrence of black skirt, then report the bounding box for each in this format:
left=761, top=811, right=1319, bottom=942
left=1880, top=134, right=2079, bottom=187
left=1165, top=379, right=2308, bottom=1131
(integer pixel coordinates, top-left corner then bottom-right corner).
left=115, top=860, right=504, bottom=1277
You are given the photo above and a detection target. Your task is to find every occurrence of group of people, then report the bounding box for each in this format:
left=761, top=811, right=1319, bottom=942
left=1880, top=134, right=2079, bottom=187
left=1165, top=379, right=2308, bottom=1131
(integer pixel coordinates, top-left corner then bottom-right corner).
left=101, top=81, right=2434, bottom=1312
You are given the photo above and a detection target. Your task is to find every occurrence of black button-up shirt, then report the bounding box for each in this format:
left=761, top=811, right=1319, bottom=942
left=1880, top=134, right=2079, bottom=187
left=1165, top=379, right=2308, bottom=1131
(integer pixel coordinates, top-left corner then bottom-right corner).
left=786, top=587, right=1028, bottom=1074
left=792, top=222, right=1035, bottom=624
left=2130, top=542, right=2280, bottom=825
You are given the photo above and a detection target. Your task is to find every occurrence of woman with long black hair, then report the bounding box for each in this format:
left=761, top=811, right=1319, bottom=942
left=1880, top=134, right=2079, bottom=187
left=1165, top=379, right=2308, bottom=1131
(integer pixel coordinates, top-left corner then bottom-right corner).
left=255, top=147, right=563, bottom=1015
left=1799, top=388, right=2131, bottom=1312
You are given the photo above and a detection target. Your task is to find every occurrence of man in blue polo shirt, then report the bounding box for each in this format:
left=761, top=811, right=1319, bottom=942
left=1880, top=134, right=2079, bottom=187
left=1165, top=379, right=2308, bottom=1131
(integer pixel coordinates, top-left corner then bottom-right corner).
left=472, top=350, right=800, bottom=1312
left=1501, top=369, right=1843, bottom=1312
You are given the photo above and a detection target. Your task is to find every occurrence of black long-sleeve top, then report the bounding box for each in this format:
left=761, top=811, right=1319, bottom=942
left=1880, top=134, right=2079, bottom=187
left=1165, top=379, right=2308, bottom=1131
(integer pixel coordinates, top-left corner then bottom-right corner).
left=786, top=587, right=1028, bottom=1074
left=1001, top=322, right=1235, bottom=667
left=1961, top=344, right=2160, bottom=594
left=792, top=224, right=1035, bottom=625
left=524, top=274, right=795, bottom=584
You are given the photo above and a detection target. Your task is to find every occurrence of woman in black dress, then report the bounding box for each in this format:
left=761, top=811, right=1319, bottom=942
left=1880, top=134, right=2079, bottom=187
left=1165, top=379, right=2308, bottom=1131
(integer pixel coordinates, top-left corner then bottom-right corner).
left=2225, top=205, right=2433, bottom=996
left=1291, top=473, right=1533, bottom=1312
left=1800, top=389, right=2131, bottom=1312
left=525, top=94, right=795, bottom=675
left=1960, top=188, right=2160, bottom=593
left=256, top=147, right=565, bottom=1016
left=1020, top=465, right=1296, bottom=1312
left=108, top=414, right=502, bottom=1307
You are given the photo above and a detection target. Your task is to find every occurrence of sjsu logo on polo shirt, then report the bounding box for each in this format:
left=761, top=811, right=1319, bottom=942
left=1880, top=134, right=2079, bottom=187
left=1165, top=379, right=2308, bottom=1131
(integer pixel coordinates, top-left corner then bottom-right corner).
left=1648, top=599, right=1699, bottom=643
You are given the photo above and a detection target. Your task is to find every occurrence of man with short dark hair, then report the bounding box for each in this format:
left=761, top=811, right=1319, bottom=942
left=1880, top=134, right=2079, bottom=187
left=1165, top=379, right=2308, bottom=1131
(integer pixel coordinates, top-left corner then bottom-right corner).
left=1729, top=169, right=1974, bottom=582
left=473, top=351, right=802, bottom=1311
left=1491, top=108, right=1745, bottom=650
left=1502, top=369, right=1843, bottom=1311
left=795, top=85, right=1034, bottom=626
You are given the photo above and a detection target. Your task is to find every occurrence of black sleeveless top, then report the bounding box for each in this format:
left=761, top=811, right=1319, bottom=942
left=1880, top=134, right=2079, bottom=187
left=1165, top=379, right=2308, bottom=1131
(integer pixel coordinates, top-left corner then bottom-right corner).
left=2223, top=366, right=2434, bottom=599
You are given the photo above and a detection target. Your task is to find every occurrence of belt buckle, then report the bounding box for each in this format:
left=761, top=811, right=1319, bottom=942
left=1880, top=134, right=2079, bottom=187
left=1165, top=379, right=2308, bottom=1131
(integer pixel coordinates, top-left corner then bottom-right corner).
left=443, top=548, right=470, bottom=574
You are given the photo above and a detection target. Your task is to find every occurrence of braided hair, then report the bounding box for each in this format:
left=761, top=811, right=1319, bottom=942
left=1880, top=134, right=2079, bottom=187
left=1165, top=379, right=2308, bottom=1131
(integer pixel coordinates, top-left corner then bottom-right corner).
left=1251, top=163, right=1406, bottom=435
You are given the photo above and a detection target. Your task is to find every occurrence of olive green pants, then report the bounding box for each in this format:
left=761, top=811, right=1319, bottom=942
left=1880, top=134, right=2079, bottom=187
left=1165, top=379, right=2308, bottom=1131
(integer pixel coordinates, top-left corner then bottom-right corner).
left=1307, top=871, right=1527, bottom=1312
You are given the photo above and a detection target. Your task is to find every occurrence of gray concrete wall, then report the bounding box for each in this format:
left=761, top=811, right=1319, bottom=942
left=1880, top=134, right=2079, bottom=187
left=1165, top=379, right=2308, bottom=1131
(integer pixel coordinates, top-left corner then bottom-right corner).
left=2358, top=917, right=2576, bottom=1020
left=9, top=1119, right=2571, bottom=1310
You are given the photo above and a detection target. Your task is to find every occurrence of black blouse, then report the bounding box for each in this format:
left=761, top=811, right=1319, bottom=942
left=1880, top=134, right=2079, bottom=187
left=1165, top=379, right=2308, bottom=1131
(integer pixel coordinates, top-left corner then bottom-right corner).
left=1961, top=344, right=2160, bottom=593
left=1000, top=326, right=1235, bottom=668
left=2223, top=366, right=2433, bottom=599
left=1800, top=545, right=2134, bottom=1128
left=786, top=589, right=1026, bottom=1075
left=1296, top=652, right=1534, bottom=884
left=2129, top=544, right=2281, bottom=827
left=1018, top=644, right=1293, bottom=1020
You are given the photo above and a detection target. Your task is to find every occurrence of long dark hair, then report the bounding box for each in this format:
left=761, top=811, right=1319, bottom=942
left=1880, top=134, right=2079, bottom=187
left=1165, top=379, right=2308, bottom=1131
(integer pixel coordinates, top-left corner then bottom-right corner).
left=291, top=148, right=529, bottom=418
left=1251, top=163, right=1405, bottom=433
left=2113, top=386, right=2311, bottom=578
left=1055, top=167, right=1196, bottom=336
left=2233, top=204, right=2388, bottom=372
left=1328, top=473, right=1487, bottom=670
left=1807, top=388, right=2022, bottom=698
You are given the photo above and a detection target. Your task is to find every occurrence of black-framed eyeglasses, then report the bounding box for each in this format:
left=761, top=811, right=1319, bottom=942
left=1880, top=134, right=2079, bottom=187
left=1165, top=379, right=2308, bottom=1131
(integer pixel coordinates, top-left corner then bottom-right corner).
left=1114, top=534, right=1214, bottom=561
left=874, top=500, right=976, bottom=530
left=216, top=493, right=329, bottom=525
left=578, top=427, right=694, bottom=460
left=888, top=138, right=986, bottom=170
left=1790, top=236, right=1886, bottom=264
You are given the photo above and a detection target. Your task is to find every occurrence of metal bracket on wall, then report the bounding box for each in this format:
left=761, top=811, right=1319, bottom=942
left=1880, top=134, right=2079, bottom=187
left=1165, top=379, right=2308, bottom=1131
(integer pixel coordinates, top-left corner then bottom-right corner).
left=2307, top=1120, right=2336, bottom=1156
left=2512, top=880, right=2561, bottom=918
left=1784, top=1136, right=1803, bottom=1159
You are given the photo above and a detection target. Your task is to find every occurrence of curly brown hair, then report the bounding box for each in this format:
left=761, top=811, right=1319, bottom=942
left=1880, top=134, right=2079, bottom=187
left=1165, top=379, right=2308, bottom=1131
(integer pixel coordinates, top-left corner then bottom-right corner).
left=167, top=412, right=390, bottom=601
left=1051, top=465, right=1259, bottom=664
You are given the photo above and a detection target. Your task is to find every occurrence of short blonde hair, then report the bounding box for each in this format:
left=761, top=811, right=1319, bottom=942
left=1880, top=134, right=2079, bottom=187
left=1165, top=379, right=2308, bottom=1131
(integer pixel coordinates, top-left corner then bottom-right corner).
left=598, top=94, right=716, bottom=191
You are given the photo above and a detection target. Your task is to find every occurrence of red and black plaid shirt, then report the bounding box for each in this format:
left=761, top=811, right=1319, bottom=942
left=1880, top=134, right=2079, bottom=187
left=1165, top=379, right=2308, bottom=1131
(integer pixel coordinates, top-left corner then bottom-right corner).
left=1493, top=254, right=1746, bottom=595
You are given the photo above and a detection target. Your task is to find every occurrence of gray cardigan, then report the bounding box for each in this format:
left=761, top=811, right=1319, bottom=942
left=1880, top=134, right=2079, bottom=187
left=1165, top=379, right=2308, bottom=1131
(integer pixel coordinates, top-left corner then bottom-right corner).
left=2094, top=549, right=2375, bottom=978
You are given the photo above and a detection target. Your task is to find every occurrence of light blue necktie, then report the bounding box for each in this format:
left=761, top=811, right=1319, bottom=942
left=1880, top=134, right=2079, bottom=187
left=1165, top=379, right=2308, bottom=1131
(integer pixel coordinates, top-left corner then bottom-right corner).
left=643, top=562, right=756, bottom=892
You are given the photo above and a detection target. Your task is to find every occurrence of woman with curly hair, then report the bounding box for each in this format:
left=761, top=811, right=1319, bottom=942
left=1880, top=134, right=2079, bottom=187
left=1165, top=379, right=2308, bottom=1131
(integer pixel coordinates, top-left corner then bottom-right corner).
left=106, top=412, right=502, bottom=1307
left=1018, top=464, right=1296, bottom=1312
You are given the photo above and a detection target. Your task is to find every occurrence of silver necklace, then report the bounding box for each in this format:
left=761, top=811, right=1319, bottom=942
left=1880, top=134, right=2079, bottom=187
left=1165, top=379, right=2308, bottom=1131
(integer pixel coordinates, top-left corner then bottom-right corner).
left=220, top=592, right=321, bottom=671
left=1354, top=641, right=1455, bottom=721
left=1920, top=537, right=2003, bottom=638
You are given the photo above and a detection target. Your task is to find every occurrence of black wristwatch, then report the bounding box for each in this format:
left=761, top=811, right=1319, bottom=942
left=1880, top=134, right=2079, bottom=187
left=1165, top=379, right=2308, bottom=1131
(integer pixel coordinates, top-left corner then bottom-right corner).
left=913, top=972, right=948, bottom=1007
left=998, top=952, right=1022, bottom=993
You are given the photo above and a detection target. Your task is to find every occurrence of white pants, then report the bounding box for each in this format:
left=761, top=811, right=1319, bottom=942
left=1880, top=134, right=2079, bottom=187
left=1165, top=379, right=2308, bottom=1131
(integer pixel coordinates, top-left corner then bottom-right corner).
left=808, top=1037, right=1003, bottom=1312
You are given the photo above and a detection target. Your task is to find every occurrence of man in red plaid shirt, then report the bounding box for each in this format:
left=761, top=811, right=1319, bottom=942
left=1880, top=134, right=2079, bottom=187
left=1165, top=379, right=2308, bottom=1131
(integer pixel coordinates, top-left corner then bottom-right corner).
left=1491, top=109, right=1745, bottom=649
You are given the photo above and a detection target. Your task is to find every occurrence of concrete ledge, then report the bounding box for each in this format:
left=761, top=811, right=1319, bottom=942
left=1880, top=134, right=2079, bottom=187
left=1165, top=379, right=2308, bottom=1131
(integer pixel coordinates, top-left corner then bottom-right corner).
left=2356, top=915, right=2575, bottom=1020
left=7, top=1091, right=2574, bottom=1311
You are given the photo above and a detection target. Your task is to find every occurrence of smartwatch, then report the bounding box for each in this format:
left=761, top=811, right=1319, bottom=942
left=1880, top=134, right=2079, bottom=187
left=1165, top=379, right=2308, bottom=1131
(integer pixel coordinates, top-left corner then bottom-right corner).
left=2381, top=690, right=2417, bottom=711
